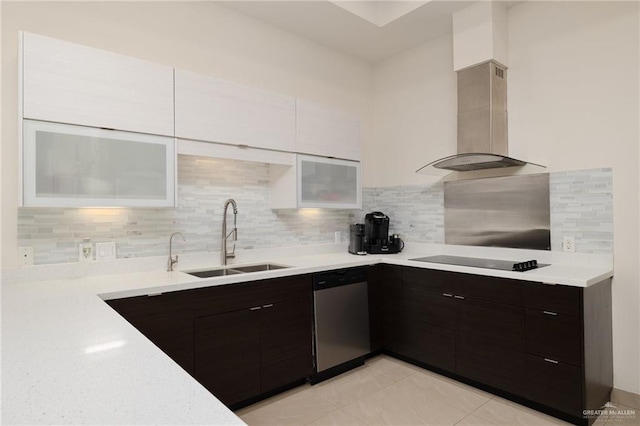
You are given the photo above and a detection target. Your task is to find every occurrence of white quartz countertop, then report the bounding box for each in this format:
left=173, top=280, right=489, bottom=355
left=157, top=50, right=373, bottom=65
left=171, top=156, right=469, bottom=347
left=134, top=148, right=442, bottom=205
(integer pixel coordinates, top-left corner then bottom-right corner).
left=1, top=243, right=613, bottom=425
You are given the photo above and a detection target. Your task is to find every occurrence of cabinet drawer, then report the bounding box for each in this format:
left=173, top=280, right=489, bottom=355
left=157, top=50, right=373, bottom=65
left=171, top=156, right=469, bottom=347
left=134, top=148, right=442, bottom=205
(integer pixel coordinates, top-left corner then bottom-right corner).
left=191, top=275, right=312, bottom=317
left=254, top=275, right=312, bottom=305
left=191, top=281, right=262, bottom=317
left=524, top=283, right=581, bottom=316
left=525, top=308, right=582, bottom=366
left=402, top=267, right=449, bottom=294
left=453, top=273, right=524, bottom=307
left=523, top=354, right=582, bottom=416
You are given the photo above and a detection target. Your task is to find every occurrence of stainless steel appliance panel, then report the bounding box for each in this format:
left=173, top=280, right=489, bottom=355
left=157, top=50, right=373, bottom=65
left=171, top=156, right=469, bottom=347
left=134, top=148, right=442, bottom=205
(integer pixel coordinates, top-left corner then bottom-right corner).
left=314, top=280, right=370, bottom=372
left=444, top=173, right=551, bottom=250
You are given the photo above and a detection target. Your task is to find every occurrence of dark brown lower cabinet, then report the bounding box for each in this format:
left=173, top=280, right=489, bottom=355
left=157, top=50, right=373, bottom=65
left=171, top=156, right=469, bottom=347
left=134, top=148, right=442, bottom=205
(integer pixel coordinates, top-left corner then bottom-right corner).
left=524, top=353, right=582, bottom=415
left=456, top=298, right=525, bottom=395
left=456, top=331, right=525, bottom=395
left=525, top=307, right=582, bottom=366
left=194, top=297, right=313, bottom=407
left=403, top=273, right=456, bottom=372
left=390, top=266, right=612, bottom=426
left=260, top=298, right=313, bottom=393
left=106, top=291, right=194, bottom=374
left=371, top=265, right=405, bottom=354
left=404, top=321, right=455, bottom=372
left=106, top=265, right=611, bottom=426
left=106, top=274, right=313, bottom=409
left=194, top=309, right=261, bottom=406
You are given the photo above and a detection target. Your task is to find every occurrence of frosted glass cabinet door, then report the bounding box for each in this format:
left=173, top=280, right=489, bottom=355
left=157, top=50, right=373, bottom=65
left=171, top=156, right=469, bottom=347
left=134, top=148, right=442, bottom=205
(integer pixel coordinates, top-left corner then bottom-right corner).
left=297, top=155, right=361, bottom=209
left=22, top=120, right=176, bottom=207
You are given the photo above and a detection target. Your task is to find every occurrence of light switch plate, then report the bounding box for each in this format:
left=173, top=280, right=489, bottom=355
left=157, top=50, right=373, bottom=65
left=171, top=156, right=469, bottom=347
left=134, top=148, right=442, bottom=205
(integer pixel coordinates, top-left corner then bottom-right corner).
left=18, top=247, right=34, bottom=267
left=95, top=242, right=116, bottom=261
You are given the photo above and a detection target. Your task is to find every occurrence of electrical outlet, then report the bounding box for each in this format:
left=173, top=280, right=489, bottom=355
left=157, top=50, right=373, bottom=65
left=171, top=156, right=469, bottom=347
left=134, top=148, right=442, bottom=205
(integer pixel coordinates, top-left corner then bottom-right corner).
left=562, top=236, right=575, bottom=253
left=334, top=231, right=341, bottom=244
left=18, top=247, right=34, bottom=267
left=79, top=242, right=93, bottom=262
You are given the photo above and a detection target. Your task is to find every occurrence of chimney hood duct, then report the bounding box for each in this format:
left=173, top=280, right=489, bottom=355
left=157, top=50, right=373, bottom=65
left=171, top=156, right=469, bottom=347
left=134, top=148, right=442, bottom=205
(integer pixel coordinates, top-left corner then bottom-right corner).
left=417, top=60, right=544, bottom=174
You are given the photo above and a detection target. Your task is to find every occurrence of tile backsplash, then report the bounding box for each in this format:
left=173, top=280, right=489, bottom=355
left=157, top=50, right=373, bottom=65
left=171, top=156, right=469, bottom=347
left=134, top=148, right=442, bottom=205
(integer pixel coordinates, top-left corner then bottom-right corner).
left=17, top=158, right=613, bottom=265
left=18, top=156, right=356, bottom=265
left=549, top=168, right=613, bottom=253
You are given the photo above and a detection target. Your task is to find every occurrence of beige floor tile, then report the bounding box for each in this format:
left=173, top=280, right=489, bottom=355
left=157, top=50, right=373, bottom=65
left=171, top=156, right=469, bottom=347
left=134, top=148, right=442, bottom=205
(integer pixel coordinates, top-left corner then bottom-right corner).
left=472, top=397, right=572, bottom=426
left=310, top=367, right=396, bottom=408
left=454, top=414, right=501, bottom=425
left=307, top=409, right=368, bottom=426
left=239, top=386, right=339, bottom=426
left=235, top=384, right=314, bottom=417
left=398, top=370, right=492, bottom=413
left=364, top=356, right=420, bottom=383
left=343, top=381, right=469, bottom=425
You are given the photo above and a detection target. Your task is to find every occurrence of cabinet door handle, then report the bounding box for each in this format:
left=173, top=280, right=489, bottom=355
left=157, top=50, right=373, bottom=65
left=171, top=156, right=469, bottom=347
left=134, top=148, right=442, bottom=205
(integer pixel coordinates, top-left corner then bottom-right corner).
left=544, top=358, right=559, bottom=364
left=263, top=304, right=274, bottom=308
left=543, top=311, right=558, bottom=316
left=443, top=293, right=453, bottom=298
left=454, top=295, right=465, bottom=300
left=249, top=306, right=262, bottom=311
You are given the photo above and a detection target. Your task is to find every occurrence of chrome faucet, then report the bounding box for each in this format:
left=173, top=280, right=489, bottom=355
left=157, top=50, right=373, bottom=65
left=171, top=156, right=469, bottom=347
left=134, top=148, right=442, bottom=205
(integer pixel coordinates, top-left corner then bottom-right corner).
left=167, top=232, right=185, bottom=271
left=221, top=199, right=238, bottom=266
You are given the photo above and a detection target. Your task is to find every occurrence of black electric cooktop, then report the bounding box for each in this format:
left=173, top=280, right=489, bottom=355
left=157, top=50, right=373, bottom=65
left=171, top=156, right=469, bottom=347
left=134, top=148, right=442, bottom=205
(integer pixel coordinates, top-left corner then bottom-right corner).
left=410, top=255, right=549, bottom=272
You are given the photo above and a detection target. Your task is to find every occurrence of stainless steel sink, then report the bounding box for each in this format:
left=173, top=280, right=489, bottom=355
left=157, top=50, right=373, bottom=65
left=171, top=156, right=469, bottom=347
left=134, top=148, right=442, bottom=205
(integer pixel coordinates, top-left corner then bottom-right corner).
left=230, top=263, right=289, bottom=273
left=187, top=268, right=243, bottom=278
left=186, top=263, right=289, bottom=278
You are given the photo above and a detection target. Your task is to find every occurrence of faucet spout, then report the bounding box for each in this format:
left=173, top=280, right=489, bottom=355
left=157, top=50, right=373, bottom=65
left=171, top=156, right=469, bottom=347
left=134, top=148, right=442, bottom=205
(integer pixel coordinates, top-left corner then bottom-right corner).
left=168, top=232, right=186, bottom=272
left=221, top=199, right=238, bottom=266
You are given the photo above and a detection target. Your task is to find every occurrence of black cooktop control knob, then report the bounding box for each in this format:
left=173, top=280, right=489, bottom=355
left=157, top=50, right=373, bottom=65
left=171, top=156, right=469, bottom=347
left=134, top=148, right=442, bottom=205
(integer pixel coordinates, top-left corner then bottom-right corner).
left=513, top=260, right=539, bottom=272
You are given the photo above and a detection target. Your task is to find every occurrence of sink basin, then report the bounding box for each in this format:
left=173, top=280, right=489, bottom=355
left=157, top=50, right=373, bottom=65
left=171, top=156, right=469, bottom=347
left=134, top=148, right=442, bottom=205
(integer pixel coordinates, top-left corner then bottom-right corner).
left=230, top=263, right=289, bottom=273
left=186, top=263, right=289, bottom=278
left=187, top=268, right=243, bottom=278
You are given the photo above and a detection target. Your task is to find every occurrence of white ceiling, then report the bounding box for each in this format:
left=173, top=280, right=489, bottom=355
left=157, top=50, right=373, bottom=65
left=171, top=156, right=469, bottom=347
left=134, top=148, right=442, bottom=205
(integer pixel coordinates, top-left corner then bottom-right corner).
left=218, top=1, right=478, bottom=64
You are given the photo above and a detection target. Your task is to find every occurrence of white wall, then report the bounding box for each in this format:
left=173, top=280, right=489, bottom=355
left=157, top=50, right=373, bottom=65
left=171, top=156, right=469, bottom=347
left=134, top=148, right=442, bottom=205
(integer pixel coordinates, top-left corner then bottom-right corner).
left=370, top=1, right=640, bottom=395
left=0, top=1, right=374, bottom=268
left=368, top=34, right=457, bottom=187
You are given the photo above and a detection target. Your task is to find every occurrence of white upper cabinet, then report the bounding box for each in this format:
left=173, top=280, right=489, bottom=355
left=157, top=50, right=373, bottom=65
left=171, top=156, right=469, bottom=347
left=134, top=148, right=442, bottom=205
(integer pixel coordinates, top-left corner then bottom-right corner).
left=20, top=32, right=174, bottom=136
left=270, top=155, right=361, bottom=210
left=295, top=99, right=362, bottom=161
left=174, top=69, right=296, bottom=151
left=22, top=120, right=175, bottom=208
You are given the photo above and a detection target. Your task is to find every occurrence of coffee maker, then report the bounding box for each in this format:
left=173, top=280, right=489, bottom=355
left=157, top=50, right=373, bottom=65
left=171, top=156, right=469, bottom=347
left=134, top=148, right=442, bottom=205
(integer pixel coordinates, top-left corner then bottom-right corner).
left=357, top=211, right=403, bottom=254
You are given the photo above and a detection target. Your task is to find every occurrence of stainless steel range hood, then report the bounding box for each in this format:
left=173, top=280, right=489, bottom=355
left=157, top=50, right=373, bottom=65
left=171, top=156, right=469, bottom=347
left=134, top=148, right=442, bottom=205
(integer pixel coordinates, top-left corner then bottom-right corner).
left=417, top=60, right=544, bottom=174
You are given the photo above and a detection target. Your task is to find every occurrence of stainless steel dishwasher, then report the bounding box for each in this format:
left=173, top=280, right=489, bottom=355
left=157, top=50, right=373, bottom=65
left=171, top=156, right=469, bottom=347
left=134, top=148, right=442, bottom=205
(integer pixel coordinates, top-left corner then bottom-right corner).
left=312, top=267, right=370, bottom=383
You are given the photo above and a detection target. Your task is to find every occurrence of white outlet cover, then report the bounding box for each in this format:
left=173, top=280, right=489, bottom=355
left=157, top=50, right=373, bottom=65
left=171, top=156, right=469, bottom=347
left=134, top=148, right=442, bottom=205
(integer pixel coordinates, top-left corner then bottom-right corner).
left=95, top=242, right=116, bottom=261
left=562, top=236, right=575, bottom=253
left=18, top=247, right=34, bottom=267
